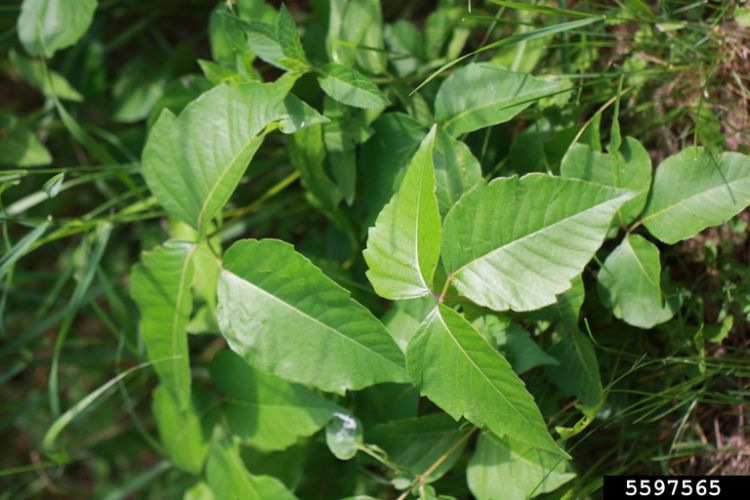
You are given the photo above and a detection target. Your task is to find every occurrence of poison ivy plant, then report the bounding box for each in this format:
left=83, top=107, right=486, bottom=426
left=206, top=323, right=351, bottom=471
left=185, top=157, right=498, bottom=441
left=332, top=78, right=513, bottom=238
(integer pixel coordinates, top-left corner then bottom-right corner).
left=13, top=1, right=748, bottom=498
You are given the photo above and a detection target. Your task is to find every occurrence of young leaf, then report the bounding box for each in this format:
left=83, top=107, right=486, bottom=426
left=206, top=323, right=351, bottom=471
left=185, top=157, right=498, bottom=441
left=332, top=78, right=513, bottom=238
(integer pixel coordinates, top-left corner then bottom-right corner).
left=406, top=304, right=564, bottom=456
left=18, top=0, right=97, bottom=58
left=433, top=127, right=483, bottom=217
left=364, top=126, right=441, bottom=300
left=597, top=234, right=676, bottom=329
left=206, top=439, right=296, bottom=500
left=152, top=384, right=218, bottom=475
left=544, top=330, right=602, bottom=407
left=435, top=64, right=561, bottom=136
left=640, top=148, right=750, bottom=244
left=561, top=137, right=651, bottom=225
left=209, top=350, right=339, bottom=452
left=0, top=113, right=52, bottom=167
left=217, top=239, right=407, bottom=394
left=318, top=63, right=389, bottom=109
left=131, top=242, right=195, bottom=409
left=467, top=433, right=575, bottom=500
left=442, top=174, right=633, bottom=312
left=243, top=5, right=309, bottom=71
left=325, top=411, right=363, bottom=460
left=141, top=82, right=325, bottom=236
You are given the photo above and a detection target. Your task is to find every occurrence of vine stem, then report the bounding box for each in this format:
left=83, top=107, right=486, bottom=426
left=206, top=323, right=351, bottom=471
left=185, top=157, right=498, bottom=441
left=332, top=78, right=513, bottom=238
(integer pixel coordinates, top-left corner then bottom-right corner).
left=437, top=275, right=454, bottom=303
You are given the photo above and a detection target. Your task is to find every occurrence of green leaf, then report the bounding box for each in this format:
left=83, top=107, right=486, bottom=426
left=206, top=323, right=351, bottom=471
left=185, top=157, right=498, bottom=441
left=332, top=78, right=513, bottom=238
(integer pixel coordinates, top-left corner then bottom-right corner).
left=0, top=113, right=51, bottom=167
left=406, top=305, right=563, bottom=455
left=243, top=5, right=309, bottom=71
left=360, top=114, right=482, bottom=227
left=359, top=113, right=425, bottom=223
left=130, top=242, right=195, bottom=409
left=435, top=64, right=561, bottom=136
left=356, top=383, right=420, bottom=426
left=442, top=174, right=632, bottom=312
left=561, top=137, right=652, bottom=225
left=9, top=50, right=83, bottom=102
left=473, top=316, right=558, bottom=375
left=325, top=411, right=363, bottom=460
left=275, top=5, right=307, bottom=67
left=544, top=330, right=602, bottom=407
left=209, top=350, right=339, bottom=452
left=18, top=0, right=97, bottom=58
left=289, top=123, right=343, bottom=212
left=597, top=234, right=676, bottom=329
left=367, top=413, right=472, bottom=481
left=152, top=384, right=218, bottom=475
left=382, top=296, right=437, bottom=352
left=467, top=433, right=575, bottom=500
left=217, top=239, right=407, bottom=394
left=184, top=482, right=215, bottom=500
left=432, top=127, right=483, bottom=217
left=327, top=0, right=387, bottom=75
left=384, top=20, right=423, bottom=77
left=320, top=99, right=379, bottom=205
left=141, top=82, right=325, bottom=236
left=530, top=275, right=585, bottom=327
left=640, top=148, right=750, bottom=244
left=364, top=126, right=441, bottom=300
left=206, top=439, right=297, bottom=500
left=318, top=63, right=389, bottom=109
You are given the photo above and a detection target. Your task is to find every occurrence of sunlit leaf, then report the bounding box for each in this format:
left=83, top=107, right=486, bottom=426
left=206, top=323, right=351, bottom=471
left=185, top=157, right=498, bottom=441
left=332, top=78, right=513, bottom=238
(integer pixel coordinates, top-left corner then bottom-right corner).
left=442, top=174, right=632, bottom=312
left=641, top=148, right=750, bottom=244
left=217, top=239, right=407, bottom=394
left=406, top=305, right=564, bottom=455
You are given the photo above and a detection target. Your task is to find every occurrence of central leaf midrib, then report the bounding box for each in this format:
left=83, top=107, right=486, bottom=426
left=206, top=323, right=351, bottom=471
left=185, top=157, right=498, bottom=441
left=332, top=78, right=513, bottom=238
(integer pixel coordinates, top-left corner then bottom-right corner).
left=434, top=308, right=544, bottom=442
left=195, top=132, right=266, bottom=232
left=412, top=144, right=431, bottom=291
left=170, top=244, right=195, bottom=407
left=225, top=270, right=402, bottom=368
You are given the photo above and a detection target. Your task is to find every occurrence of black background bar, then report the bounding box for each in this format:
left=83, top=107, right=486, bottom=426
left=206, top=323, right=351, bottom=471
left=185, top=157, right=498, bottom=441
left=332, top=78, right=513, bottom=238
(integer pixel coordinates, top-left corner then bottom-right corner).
left=604, top=475, right=750, bottom=499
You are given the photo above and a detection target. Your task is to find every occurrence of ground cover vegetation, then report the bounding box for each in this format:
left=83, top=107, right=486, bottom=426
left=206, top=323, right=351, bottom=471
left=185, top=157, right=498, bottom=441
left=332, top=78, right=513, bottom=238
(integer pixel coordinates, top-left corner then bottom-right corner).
left=1, top=0, right=749, bottom=498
